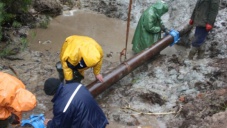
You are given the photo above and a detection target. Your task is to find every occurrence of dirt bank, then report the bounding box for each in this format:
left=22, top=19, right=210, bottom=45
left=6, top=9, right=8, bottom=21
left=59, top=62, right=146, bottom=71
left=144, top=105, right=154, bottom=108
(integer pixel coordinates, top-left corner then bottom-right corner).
left=1, top=1, right=227, bottom=128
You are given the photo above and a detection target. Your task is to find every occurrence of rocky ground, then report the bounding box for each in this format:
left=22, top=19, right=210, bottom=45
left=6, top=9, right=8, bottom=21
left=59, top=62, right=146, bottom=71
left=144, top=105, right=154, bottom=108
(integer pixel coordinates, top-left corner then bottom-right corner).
left=1, top=0, right=227, bottom=128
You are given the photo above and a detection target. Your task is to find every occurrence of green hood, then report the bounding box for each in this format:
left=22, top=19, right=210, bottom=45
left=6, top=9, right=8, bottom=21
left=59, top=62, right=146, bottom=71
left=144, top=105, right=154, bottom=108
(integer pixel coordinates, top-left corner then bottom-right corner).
left=153, top=1, right=168, bottom=17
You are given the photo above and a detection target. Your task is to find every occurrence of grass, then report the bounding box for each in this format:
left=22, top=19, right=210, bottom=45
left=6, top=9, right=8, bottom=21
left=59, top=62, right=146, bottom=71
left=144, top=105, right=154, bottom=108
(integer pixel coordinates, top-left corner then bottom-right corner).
left=20, top=37, right=28, bottom=51
left=0, top=47, right=11, bottom=58
left=0, top=36, right=29, bottom=58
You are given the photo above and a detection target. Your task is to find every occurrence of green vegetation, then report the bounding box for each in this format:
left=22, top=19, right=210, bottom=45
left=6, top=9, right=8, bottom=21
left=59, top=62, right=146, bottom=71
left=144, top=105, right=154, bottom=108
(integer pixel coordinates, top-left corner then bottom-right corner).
left=0, top=46, right=11, bottom=58
left=12, top=21, right=22, bottom=28
left=0, top=0, right=32, bottom=40
left=0, top=0, right=32, bottom=24
left=39, top=16, right=50, bottom=29
left=0, top=3, right=4, bottom=40
left=30, top=30, right=37, bottom=40
left=20, top=37, right=28, bottom=51
left=0, top=0, right=32, bottom=57
left=0, top=0, right=55, bottom=57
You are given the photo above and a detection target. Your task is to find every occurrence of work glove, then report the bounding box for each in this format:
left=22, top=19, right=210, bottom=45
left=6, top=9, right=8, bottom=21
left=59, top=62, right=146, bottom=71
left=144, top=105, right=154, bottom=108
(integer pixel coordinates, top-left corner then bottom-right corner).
left=162, top=28, right=169, bottom=37
left=206, top=24, right=212, bottom=31
left=189, top=19, right=193, bottom=25
left=152, top=27, right=161, bottom=33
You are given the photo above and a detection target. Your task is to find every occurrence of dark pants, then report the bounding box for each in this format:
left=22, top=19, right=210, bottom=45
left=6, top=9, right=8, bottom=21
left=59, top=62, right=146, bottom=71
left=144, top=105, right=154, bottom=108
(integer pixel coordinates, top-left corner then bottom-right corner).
left=0, top=114, right=19, bottom=128
left=56, top=59, right=86, bottom=83
left=66, top=60, right=85, bottom=83
left=192, top=26, right=208, bottom=47
left=0, top=119, right=9, bottom=128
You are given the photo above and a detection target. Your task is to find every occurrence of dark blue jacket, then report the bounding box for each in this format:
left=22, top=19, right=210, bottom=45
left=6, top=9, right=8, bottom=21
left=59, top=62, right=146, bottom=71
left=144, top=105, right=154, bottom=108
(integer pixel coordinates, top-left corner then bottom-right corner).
left=47, top=82, right=108, bottom=128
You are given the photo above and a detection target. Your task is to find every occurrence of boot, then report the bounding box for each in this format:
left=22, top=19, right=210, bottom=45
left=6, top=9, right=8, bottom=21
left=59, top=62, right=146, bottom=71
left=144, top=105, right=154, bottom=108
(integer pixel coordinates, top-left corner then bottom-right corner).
left=197, top=50, right=205, bottom=59
left=56, top=61, right=64, bottom=82
left=197, top=46, right=205, bottom=59
left=188, top=47, right=198, bottom=60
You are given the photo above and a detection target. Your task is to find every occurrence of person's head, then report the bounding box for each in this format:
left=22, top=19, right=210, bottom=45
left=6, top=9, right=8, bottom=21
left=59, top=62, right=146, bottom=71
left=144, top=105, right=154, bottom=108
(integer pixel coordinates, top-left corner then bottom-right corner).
left=44, top=78, right=61, bottom=96
left=153, top=1, right=168, bottom=17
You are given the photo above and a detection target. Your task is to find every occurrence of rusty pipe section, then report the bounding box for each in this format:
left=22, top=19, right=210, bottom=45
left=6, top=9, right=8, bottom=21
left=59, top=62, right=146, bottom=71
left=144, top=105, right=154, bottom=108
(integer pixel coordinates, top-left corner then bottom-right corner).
left=87, top=23, right=192, bottom=97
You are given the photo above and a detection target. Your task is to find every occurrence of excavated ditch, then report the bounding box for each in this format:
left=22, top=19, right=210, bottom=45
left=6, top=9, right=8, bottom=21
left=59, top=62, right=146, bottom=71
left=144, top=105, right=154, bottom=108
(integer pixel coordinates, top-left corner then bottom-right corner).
left=1, top=0, right=227, bottom=127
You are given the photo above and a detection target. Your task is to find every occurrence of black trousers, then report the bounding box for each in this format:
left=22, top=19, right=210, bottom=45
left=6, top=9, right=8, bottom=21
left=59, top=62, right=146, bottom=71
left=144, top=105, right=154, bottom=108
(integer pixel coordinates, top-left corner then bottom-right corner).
left=0, top=119, right=9, bottom=128
left=66, top=60, right=85, bottom=83
left=56, top=60, right=86, bottom=83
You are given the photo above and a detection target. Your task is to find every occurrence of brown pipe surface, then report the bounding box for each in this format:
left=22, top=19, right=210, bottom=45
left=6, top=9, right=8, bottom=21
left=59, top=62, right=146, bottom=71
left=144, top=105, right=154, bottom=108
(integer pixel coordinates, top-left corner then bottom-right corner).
left=87, top=23, right=192, bottom=97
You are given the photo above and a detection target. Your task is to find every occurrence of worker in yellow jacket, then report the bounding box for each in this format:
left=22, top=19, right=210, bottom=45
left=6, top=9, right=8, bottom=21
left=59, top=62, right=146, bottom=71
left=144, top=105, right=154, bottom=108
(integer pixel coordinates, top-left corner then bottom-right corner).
left=59, top=35, right=104, bottom=83
left=0, top=72, right=37, bottom=128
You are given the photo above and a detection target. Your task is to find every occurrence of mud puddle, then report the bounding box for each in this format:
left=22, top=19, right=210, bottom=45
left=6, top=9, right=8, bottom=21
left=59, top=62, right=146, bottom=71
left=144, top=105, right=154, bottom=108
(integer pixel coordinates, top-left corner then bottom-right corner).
left=28, top=9, right=181, bottom=63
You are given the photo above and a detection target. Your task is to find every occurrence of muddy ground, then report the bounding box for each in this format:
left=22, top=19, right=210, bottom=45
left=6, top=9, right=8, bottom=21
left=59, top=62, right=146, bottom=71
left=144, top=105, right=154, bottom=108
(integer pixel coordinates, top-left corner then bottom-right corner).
left=1, top=1, right=227, bottom=128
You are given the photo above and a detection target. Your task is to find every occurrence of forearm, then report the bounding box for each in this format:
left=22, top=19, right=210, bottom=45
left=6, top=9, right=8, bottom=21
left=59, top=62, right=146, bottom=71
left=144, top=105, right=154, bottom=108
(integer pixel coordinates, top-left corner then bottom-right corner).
left=93, top=60, right=102, bottom=75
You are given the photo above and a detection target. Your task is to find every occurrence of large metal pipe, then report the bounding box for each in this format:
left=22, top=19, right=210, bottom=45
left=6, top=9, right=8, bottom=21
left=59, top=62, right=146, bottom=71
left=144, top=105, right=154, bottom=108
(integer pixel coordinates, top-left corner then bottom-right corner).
left=87, top=23, right=192, bottom=97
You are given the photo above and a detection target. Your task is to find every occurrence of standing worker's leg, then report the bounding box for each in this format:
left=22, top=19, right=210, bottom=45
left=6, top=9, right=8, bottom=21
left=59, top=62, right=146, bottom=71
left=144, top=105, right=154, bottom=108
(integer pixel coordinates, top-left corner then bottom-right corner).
left=188, top=27, right=208, bottom=60
left=197, top=43, right=206, bottom=59
left=188, top=47, right=199, bottom=60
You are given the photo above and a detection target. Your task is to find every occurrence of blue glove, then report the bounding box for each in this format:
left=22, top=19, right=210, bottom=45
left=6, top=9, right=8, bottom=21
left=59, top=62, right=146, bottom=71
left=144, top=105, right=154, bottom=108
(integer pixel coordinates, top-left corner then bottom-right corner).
left=21, top=114, right=46, bottom=128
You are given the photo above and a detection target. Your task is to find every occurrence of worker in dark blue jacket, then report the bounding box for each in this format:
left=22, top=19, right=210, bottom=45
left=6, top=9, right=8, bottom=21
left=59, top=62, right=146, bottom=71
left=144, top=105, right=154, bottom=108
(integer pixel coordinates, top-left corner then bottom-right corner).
left=43, top=78, right=109, bottom=128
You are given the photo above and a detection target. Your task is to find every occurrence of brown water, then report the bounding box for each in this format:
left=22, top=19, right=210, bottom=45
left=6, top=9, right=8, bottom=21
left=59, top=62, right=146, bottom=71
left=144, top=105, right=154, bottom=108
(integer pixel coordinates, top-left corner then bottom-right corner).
left=27, top=9, right=184, bottom=63
left=28, top=9, right=135, bottom=63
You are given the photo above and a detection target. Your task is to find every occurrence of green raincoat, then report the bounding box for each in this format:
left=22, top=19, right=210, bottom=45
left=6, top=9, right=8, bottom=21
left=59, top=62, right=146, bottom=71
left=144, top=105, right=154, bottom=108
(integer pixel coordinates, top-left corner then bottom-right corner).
left=132, top=1, right=168, bottom=53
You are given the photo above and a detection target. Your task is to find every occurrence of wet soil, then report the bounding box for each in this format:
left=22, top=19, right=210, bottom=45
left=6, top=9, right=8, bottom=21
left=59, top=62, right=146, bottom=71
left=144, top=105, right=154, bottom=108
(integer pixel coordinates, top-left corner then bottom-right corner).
left=1, top=9, right=227, bottom=128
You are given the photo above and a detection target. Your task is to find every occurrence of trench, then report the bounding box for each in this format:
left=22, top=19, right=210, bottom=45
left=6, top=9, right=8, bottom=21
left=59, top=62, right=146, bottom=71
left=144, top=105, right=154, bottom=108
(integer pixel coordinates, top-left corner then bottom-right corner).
left=26, top=9, right=188, bottom=127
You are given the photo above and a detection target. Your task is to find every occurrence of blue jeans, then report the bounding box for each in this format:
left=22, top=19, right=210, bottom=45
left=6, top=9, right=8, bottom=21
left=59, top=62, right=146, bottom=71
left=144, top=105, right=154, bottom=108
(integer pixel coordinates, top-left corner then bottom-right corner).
left=192, top=26, right=208, bottom=47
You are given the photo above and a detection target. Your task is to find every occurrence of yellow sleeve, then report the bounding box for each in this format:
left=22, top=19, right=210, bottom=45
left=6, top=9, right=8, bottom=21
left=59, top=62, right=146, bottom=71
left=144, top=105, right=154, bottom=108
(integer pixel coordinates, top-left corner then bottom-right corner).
left=60, top=38, right=74, bottom=81
left=93, top=41, right=103, bottom=75
left=93, top=58, right=103, bottom=75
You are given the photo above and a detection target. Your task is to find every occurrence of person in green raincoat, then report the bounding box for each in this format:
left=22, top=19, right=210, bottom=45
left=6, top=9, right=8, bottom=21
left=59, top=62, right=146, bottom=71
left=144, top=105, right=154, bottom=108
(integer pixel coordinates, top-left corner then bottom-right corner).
left=132, top=1, right=169, bottom=54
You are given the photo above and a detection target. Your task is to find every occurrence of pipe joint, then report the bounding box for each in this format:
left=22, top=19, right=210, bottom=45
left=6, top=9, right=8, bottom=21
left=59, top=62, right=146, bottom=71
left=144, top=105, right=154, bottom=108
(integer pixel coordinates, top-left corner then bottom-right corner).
left=169, top=29, right=180, bottom=46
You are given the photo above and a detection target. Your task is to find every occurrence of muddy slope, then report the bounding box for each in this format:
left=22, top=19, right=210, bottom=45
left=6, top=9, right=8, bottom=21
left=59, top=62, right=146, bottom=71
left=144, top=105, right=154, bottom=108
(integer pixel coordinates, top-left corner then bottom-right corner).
left=0, top=0, right=227, bottom=128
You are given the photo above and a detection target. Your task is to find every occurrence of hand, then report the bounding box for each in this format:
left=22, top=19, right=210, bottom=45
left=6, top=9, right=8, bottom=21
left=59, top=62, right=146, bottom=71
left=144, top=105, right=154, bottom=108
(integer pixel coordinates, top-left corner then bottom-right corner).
left=163, top=28, right=170, bottom=36
left=206, top=24, right=213, bottom=31
left=163, top=28, right=170, bottom=33
left=9, top=113, right=20, bottom=125
left=44, top=119, right=51, bottom=125
left=96, top=74, right=104, bottom=82
left=164, top=32, right=169, bottom=37
left=189, top=19, right=193, bottom=25
left=153, top=27, right=161, bottom=33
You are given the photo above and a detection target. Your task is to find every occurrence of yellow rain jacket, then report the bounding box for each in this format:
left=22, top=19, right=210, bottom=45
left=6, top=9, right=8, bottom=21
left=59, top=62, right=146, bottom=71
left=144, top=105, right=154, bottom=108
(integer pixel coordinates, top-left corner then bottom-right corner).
left=60, top=35, right=103, bottom=81
left=0, top=72, right=37, bottom=121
